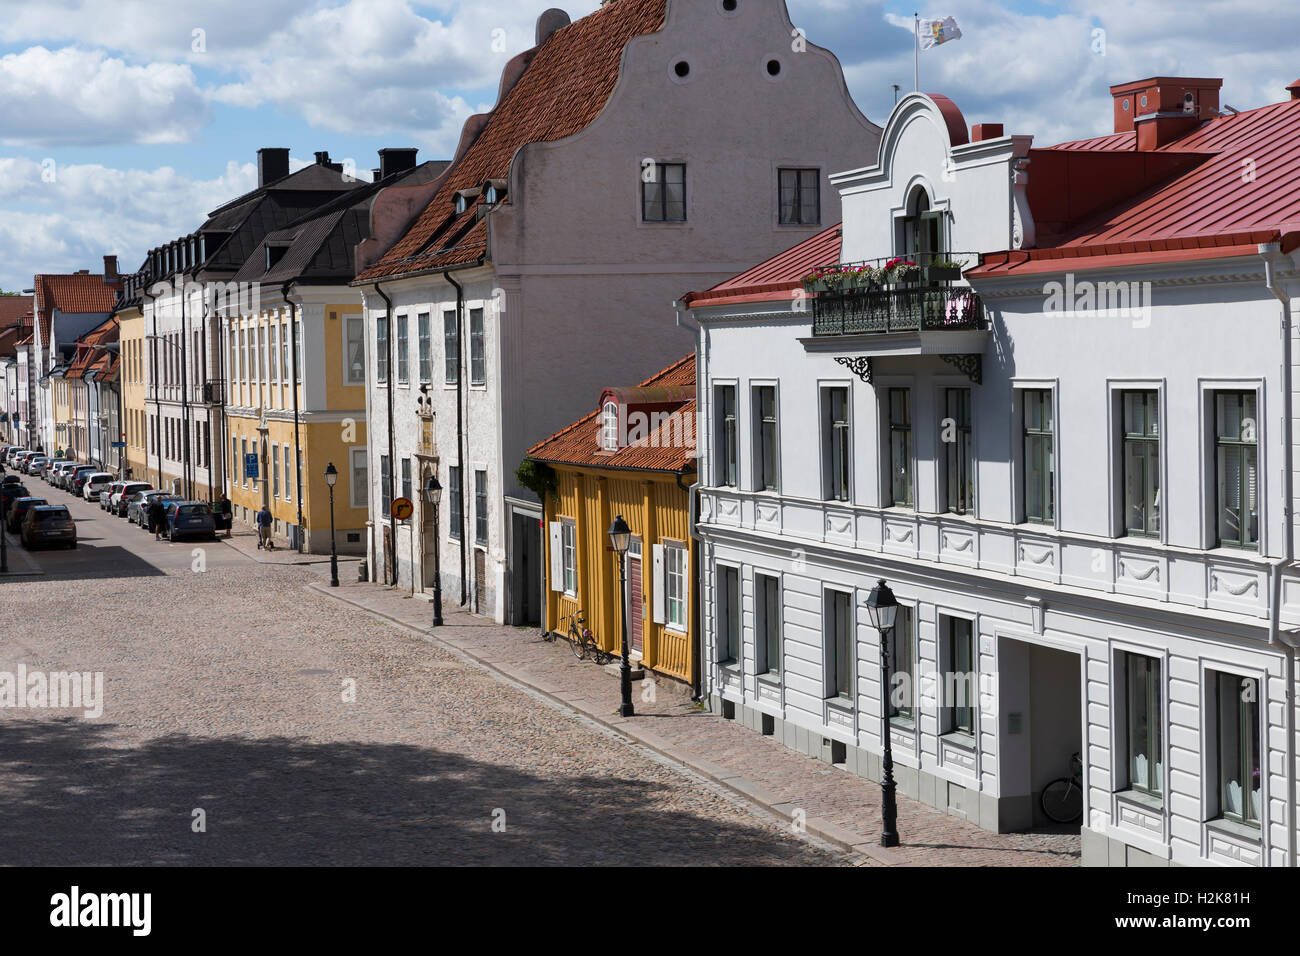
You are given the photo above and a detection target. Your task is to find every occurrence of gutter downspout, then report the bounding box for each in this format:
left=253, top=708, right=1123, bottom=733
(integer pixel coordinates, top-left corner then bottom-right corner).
left=444, top=271, right=468, bottom=607
left=676, top=300, right=705, bottom=702
left=283, top=283, right=304, bottom=552
left=1262, top=241, right=1296, bottom=869
left=372, top=282, right=398, bottom=586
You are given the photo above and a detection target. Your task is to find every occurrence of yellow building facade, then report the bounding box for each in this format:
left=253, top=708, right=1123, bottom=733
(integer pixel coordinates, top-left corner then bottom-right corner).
left=117, top=305, right=148, bottom=482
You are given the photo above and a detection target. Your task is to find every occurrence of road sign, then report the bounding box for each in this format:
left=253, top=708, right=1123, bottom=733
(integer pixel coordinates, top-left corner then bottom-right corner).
left=110, top=442, right=126, bottom=448
left=244, top=453, right=259, bottom=480
left=391, top=497, right=414, bottom=521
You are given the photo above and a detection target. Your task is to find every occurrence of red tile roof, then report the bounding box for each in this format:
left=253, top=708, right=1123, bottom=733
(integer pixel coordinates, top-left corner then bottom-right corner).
left=0, top=295, right=33, bottom=330
left=528, top=353, right=696, bottom=474
left=358, top=0, right=667, bottom=280
left=67, top=316, right=119, bottom=377
left=33, top=273, right=118, bottom=343
left=974, top=94, right=1300, bottom=276
left=682, top=224, right=842, bottom=308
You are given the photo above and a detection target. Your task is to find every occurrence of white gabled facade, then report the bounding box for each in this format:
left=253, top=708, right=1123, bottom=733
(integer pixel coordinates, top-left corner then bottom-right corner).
left=357, top=0, right=881, bottom=624
left=690, top=91, right=1300, bottom=867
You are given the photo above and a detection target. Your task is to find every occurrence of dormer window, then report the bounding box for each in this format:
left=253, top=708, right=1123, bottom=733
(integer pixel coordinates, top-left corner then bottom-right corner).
left=601, top=401, right=620, bottom=452
left=453, top=187, right=482, bottom=216
left=485, top=185, right=498, bottom=204
left=455, top=195, right=468, bottom=215
left=484, top=179, right=507, bottom=205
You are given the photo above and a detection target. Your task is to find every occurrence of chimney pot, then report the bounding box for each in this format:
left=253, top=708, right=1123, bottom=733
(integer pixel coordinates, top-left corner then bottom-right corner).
left=378, top=147, right=419, bottom=180
left=315, top=151, right=331, bottom=165
left=257, top=147, right=290, bottom=186
left=1288, top=79, right=1300, bottom=100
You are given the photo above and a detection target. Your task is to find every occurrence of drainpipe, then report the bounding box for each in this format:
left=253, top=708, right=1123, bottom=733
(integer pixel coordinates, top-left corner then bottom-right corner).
left=283, top=283, right=304, bottom=552
left=1262, top=241, right=1296, bottom=868
left=675, top=300, right=705, bottom=701
left=372, top=282, right=398, bottom=585
left=444, top=271, right=468, bottom=607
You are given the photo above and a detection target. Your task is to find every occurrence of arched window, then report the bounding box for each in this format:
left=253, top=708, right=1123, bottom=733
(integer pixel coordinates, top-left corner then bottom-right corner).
left=902, top=187, right=943, bottom=260
left=601, top=401, right=620, bottom=451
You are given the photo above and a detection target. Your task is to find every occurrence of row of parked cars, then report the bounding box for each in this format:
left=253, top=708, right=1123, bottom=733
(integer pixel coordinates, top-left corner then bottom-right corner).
left=1, top=445, right=219, bottom=545
left=0, top=447, right=77, bottom=548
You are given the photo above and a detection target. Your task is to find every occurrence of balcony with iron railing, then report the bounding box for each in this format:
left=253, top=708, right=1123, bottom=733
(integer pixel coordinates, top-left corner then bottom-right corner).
left=800, top=253, right=990, bottom=381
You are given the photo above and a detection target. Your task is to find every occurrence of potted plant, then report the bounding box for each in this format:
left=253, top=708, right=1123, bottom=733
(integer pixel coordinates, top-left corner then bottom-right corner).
left=923, top=256, right=966, bottom=282
left=881, top=257, right=919, bottom=285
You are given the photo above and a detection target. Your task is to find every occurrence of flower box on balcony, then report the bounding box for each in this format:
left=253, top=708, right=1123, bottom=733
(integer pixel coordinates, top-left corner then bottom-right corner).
left=923, top=264, right=963, bottom=282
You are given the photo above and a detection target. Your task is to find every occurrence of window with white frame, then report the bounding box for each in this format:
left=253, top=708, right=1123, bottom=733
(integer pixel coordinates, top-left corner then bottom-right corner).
left=470, top=307, right=485, bottom=385
left=1122, top=651, right=1163, bottom=797
left=1215, top=390, right=1258, bottom=549
left=888, top=388, right=912, bottom=508
left=347, top=317, right=365, bottom=384
left=282, top=322, right=291, bottom=385
left=944, top=388, right=973, bottom=515
left=1122, top=390, right=1160, bottom=536
left=241, top=437, right=248, bottom=488
left=401, top=457, right=412, bottom=503
left=396, top=315, right=409, bottom=385
left=418, top=313, right=431, bottom=383
left=561, top=519, right=577, bottom=594
left=380, top=455, right=391, bottom=515
left=942, top=616, right=974, bottom=735
left=350, top=448, right=368, bottom=510
left=1211, top=671, right=1261, bottom=827
left=1022, top=389, right=1054, bottom=523
left=756, top=573, right=780, bottom=676
left=283, top=445, right=293, bottom=502
left=664, top=542, right=686, bottom=630
left=825, top=589, right=853, bottom=700
left=448, top=465, right=461, bottom=538
left=823, top=386, right=850, bottom=501
left=889, top=604, right=915, bottom=722
left=271, top=322, right=280, bottom=383
left=717, top=565, right=740, bottom=664
left=271, top=442, right=281, bottom=498
left=601, top=401, right=620, bottom=452
left=443, top=311, right=459, bottom=384
left=474, top=469, right=487, bottom=545
left=715, top=384, right=737, bottom=487
left=752, top=385, right=779, bottom=492
left=376, top=317, right=388, bottom=384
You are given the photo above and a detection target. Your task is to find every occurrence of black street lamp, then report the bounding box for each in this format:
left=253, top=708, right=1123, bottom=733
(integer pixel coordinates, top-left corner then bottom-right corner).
left=607, top=514, right=634, bottom=717
left=424, top=474, right=444, bottom=627
left=864, top=578, right=901, bottom=847
left=324, top=462, right=339, bottom=588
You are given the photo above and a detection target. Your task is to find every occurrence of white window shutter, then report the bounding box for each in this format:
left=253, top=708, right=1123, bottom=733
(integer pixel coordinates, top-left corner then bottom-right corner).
left=548, top=522, right=563, bottom=592
left=652, top=543, right=666, bottom=624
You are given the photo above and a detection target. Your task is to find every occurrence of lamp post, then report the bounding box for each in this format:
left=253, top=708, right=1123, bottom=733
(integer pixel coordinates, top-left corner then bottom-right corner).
left=607, top=514, right=634, bottom=717
left=424, top=474, right=444, bottom=627
left=323, top=462, right=339, bottom=587
left=864, top=578, right=901, bottom=847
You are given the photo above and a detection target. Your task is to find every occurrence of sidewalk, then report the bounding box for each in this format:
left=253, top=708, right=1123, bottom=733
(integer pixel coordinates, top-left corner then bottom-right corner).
left=310, top=578, right=1081, bottom=867
left=218, top=527, right=341, bottom=566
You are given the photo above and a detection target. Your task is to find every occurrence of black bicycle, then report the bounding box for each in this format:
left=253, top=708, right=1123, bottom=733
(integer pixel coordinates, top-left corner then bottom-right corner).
left=545, top=609, right=611, bottom=664
left=1040, top=752, right=1084, bottom=824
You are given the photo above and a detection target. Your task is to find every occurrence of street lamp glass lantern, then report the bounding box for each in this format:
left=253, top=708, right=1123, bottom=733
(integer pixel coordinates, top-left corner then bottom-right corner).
left=424, top=474, right=442, bottom=505
left=323, top=462, right=338, bottom=487
left=607, top=515, right=632, bottom=556
left=864, top=578, right=899, bottom=632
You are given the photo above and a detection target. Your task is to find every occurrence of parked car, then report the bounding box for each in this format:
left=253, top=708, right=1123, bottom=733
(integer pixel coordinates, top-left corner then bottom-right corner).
left=55, top=462, right=84, bottom=488
left=1, top=474, right=21, bottom=486
left=25, top=456, right=48, bottom=476
left=130, top=491, right=178, bottom=526
left=112, top=482, right=152, bottom=517
left=6, top=496, right=48, bottom=533
left=82, top=473, right=113, bottom=500
left=38, top=459, right=60, bottom=482
left=1, top=482, right=32, bottom=519
left=68, top=466, right=98, bottom=494
left=101, top=480, right=128, bottom=510
left=16, top=452, right=39, bottom=472
left=165, top=501, right=216, bottom=542
left=5, top=448, right=28, bottom=467
left=20, top=505, right=76, bottom=549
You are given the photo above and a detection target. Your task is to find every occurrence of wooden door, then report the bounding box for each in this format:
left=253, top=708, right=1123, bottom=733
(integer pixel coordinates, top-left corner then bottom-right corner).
left=627, top=554, right=643, bottom=654
left=475, top=548, right=487, bottom=614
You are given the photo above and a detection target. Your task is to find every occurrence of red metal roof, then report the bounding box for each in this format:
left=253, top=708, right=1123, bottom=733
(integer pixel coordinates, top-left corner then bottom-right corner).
left=358, top=0, right=667, bottom=281
left=528, top=353, right=696, bottom=474
left=682, top=224, right=842, bottom=308
left=974, top=93, right=1300, bottom=276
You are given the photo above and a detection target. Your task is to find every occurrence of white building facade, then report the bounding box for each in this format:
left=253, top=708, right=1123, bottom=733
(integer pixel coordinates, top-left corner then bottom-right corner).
left=689, top=90, right=1300, bottom=867
left=356, top=0, right=881, bottom=624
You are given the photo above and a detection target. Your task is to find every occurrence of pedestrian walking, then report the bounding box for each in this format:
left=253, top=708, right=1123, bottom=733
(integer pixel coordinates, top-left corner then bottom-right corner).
left=148, top=496, right=166, bottom=541
left=216, top=492, right=233, bottom=538
left=257, top=504, right=274, bottom=551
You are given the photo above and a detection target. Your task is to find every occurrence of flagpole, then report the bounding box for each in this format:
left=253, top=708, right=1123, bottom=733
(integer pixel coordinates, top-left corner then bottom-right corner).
left=914, top=12, right=919, bottom=91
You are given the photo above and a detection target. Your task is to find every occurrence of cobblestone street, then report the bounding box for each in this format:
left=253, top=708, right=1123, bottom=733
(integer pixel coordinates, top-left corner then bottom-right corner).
left=0, top=489, right=1078, bottom=866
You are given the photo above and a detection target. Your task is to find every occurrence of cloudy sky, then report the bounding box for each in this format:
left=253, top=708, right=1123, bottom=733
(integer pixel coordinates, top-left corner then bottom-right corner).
left=1, top=0, right=1297, bottom=291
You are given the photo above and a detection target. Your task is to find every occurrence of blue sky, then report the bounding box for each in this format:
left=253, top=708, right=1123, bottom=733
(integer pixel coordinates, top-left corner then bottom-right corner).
left=2, top=0, right=1298, bottom=291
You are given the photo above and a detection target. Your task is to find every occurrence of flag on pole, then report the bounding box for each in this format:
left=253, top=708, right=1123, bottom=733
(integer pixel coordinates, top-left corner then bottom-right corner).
left=918, top=16, right=962, bottom=50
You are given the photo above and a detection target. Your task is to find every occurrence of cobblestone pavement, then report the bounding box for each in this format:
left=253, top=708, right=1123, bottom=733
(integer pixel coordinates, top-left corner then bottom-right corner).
left=0, top=494, right=843, bottom=866
left=319, top=579, right=1081, bottom=867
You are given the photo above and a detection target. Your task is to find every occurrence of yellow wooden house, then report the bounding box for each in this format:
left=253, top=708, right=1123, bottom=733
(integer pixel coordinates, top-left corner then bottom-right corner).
left=526, top=355, right=697, bottom=687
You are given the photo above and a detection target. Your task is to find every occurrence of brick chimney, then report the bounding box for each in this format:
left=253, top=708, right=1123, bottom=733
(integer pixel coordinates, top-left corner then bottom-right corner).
left=971, top=123, right=1004, bottom=142
left=1110, top=77, right=1222, bottom=148
left=257, top=147, right=290, bottom=186
left=103, top=255, right=118, bottom=284
left=1288, top=79, right=1300, bottom=101
left=378, top=148, right=418, bottom=180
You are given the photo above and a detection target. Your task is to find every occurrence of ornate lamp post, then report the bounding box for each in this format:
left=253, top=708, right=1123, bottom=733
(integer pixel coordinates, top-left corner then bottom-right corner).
left=323, top=462, right=339, bottom=588
left=607, top=514, right=634, bottom=717
left=424, top=474, right=444, bottom=627
left=864, top=578, right=901, bottom=847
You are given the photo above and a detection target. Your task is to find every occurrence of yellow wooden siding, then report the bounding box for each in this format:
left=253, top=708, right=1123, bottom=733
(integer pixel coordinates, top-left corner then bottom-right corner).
left=544, top=464, right=695, bottom=686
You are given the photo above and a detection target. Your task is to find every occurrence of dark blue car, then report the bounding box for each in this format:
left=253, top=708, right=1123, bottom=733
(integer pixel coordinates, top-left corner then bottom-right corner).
left=164, top=500, right=217, bottom=542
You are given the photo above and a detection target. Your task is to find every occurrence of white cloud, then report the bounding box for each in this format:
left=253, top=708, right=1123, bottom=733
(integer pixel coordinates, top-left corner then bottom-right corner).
left=0, top=46, right=209, bottom=147
left=0, top=156, right=258, bottom=289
